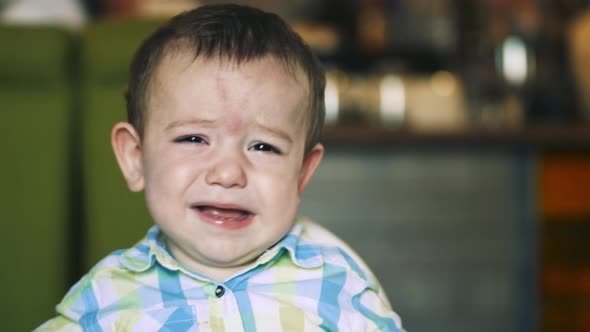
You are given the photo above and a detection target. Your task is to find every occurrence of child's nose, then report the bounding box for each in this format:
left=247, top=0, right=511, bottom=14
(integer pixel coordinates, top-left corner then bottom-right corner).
left=204, top=153, right=247, bottom=188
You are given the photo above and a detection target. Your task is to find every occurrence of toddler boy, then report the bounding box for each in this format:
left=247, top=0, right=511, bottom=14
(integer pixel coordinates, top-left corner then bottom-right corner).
left=37, top=4, right=403, bottom=331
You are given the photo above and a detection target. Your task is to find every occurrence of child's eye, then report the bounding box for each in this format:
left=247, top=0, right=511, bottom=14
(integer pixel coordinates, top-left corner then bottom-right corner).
left=249, top=143, right=282, bottom=154
left=174, top=135, right=208, bottom=144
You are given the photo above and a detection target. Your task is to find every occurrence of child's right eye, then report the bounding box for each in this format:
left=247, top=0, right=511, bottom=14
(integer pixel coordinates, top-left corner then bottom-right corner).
left=174, top=135, right=208, bottom=144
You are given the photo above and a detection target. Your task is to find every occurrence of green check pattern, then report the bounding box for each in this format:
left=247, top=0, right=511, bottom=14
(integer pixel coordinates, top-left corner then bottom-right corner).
left=36, top=219, right=403, bottom=331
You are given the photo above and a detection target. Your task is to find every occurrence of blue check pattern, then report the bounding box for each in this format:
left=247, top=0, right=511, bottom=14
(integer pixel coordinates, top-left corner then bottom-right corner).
left=36, top=218, right=403, bottom=331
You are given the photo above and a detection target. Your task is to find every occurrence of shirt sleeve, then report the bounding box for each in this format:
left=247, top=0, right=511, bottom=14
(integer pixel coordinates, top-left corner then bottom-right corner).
left=353, top=287, right=405, bottom=332
left=34, top=315, right=83, bottom=332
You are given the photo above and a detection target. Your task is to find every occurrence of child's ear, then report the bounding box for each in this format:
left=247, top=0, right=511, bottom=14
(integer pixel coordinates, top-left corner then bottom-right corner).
left=111, top=122, right=145, bottom=192
left=298, top=143, right=324, bottom=194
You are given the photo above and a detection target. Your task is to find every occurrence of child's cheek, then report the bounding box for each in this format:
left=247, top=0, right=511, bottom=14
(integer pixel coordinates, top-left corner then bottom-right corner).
left=145, top=153, right=196, bottom=197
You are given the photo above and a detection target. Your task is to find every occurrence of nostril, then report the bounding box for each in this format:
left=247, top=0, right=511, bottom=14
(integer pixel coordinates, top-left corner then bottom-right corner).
left=205, top=160, right=247, bottom=188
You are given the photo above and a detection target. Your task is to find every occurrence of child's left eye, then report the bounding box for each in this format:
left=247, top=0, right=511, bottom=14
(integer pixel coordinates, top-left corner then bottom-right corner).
left=173, top=135, right=208, bottom=144
left=249, top=143, right=282, bottom=154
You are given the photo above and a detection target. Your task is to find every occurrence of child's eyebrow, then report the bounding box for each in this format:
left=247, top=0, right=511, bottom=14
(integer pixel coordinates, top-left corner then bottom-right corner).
left=164, top=119, right=293, bottom=143
left=165, top=119, right=217, bottom=131
left=255, top=123, right=293, bottom=144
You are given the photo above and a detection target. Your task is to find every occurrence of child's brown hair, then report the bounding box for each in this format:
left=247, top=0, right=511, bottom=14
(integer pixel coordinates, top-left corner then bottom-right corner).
left=125, top=4, right=326, bottom=155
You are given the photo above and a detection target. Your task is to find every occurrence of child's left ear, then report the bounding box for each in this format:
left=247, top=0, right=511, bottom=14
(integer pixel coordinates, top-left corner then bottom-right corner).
left=298, top=143, right=324, bottom=193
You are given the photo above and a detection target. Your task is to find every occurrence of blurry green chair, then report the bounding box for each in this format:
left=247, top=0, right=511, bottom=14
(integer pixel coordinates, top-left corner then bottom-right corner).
left=0, top=25, right=74, bottom=330
left=81, top=20, right=163, bottom=269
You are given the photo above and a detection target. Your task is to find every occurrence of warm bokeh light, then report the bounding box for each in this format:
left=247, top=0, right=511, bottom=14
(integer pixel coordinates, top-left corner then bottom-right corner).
left=379, top=74, right=406, bottom=126
left=500, top=36, right=529, bottom=86
left=324, top=75, right=339, bottom=125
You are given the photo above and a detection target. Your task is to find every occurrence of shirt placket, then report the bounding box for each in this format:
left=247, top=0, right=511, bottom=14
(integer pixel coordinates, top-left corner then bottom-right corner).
left=205, top=284, right=244, bottom=332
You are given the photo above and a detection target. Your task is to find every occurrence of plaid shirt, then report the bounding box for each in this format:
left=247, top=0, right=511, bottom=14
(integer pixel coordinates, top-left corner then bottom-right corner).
left=36, top=219, right=403, bottom=331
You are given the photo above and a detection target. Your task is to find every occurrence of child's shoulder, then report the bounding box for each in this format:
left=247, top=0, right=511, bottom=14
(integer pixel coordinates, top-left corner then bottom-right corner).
left=55, top=237, right=153, bottom=322
left=297, top=218, right=381, bottom=289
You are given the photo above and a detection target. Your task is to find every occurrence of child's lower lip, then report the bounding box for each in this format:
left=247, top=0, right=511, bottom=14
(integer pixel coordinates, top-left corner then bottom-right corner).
left=193, top=208, right=254, bottom=230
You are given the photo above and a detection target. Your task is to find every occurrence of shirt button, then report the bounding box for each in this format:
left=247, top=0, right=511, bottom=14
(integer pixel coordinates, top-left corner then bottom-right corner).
left=215, top=285, right=225, bottom=298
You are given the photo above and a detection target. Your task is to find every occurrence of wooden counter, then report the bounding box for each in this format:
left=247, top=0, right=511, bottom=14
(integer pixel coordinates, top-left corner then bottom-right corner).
left=321, top=125, right=590, bottom=150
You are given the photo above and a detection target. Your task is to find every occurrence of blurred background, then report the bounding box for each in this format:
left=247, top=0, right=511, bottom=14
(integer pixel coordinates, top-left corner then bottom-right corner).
left=1, top=0, right=590, bottom=331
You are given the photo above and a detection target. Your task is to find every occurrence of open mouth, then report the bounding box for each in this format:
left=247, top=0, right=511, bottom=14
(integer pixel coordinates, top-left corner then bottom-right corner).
left=193, top=205, right=253, bottom=222
left=192, top=202, right=255, bottom=229
left=193, top=205, right=254, bottom=230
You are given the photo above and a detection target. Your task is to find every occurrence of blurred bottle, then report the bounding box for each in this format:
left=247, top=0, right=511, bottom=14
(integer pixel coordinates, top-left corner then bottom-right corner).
left=568, top=5, right=590, bottom=122
left=357, top=0, right=387, bottom=54
left=522, top=0, right=580, bottom=126
left=456, top=0, right=583, bottom=129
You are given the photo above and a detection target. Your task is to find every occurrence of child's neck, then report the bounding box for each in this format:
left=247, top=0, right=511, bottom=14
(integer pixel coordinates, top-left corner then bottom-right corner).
left=166, top=239, right=252, bottom=283
left=189, top=263, right=242, bottom=283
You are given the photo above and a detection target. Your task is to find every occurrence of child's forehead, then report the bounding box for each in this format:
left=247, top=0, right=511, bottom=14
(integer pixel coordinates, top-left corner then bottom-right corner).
left=147, top=49, right=312, bottom=118
left=146, top=49, right=312, bottom=127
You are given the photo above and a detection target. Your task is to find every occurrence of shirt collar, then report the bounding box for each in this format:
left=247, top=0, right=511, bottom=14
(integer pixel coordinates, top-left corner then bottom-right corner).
left=254, top=221, right=323, bottom=268
left=119, top=225, right=174, bottom=272
left=119, top=219, right=323, bottom=274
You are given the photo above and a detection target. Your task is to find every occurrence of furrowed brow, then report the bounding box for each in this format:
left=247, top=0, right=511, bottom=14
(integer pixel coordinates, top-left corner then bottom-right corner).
left=257, top=124, right=293, bottom=144
left=165, top=119, right=217, bottom=131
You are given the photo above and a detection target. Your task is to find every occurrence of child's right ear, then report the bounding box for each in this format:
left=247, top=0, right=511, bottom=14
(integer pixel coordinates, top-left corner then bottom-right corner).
left=111, top=122, right=145, bottom=192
